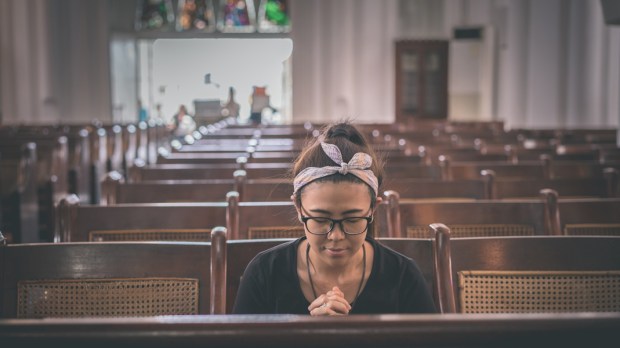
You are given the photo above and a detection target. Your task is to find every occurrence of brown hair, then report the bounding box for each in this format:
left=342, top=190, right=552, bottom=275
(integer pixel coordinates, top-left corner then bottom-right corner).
left=292, top=121, right=385, bottom=215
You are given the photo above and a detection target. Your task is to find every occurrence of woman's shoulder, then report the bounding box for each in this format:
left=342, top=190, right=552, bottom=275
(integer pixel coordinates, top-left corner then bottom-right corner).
left=247, top=238, right=301, bottom=267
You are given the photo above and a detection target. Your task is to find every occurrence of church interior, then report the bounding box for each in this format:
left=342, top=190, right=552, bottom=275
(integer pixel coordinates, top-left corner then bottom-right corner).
left=0, top=1, right=619, bottom=346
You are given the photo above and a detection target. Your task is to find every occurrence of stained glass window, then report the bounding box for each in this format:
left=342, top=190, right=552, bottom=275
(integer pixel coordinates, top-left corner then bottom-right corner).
left=135, top=0, right=175, bottom=31
left=217, top=0, right=256, bottom=33
left=176, top=0, right=215, bottom=32
left=258, top=0, right=290, bottom=33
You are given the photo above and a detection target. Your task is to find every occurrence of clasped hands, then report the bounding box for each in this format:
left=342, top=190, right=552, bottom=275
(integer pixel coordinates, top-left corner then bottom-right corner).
left=308, top=286, right=352, bottom=316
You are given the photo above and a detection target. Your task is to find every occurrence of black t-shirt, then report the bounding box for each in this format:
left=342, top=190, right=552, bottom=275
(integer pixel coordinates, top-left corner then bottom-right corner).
left=233, top=237, right=437, bottom=314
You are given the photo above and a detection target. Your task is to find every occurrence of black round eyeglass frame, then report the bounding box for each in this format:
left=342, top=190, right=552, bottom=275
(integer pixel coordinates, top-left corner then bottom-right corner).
left=299, top=215, right=374, bottom=235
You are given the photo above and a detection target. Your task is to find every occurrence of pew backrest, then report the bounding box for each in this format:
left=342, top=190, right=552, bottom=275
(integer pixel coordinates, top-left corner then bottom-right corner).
left=557, top=198, right=620, bottom=236
left=379, top=191, right=555, bottom=238
left=56, top=195, right=227, bottom=242
left=0, top=241, right=224, bottom=318
left=430, top=224, right=620, bottom=313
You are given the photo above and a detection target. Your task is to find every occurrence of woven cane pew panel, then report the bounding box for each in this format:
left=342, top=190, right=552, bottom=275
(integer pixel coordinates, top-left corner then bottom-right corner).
left=88, top=229, right=212, bottom=242
left=458, top=270, right=620, bottom=313
left=17, top=278, right=199, bottom=318
left=407, top=224, right=535, bottom=238
left=564, top=224, right=620, bottom=236
left=248, top=226, right=305, bottom=239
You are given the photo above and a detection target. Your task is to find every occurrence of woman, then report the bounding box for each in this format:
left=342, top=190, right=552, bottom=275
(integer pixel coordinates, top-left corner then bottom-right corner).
left=233, top=122, right=436, bottom=315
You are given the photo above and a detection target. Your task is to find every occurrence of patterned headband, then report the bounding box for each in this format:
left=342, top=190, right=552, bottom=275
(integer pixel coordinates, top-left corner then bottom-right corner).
left=293, top=142, right=379, bottom=196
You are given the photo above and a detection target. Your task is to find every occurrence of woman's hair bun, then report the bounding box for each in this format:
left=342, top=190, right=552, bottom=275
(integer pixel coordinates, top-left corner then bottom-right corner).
left=325, top=122, right=364, bottom=146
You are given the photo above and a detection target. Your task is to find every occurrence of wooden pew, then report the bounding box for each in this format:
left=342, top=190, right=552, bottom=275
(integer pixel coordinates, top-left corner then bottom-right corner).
left=481, top=144, right=603, bottom=162
left=439, top=155, right=620, bottom=180
left=131, top=162, right=445, bottom=182
left=379, top=190, right=557, bottom=238
left=100, top=176, right=543, bottom=240
left=380, top=163, right=444, bottom=179
left=204, top=126, right=312, bottom=140
left=443, top=161, right=548, bottom=180
left=0, top=124, right=91, bottom=208
left=515, top=127, right=617, bottom=145
left=382, top=177, right=491, bottom=200
left=430, top=223, right=620, bottom=314
left=556, top=197, right=620, bottom=236
left=102, top=177, right=236, bottom=204
left=430, top=149, right=511, bottom=164
left=0, top=229, right=226, bottom=317
left=104, top=170, right=292, bottom=204
left=55, top=195, right=227, bottom=242
left=158, top=151, right=250, bottom=165
left=57, top=193, right=300, bottom=242
left=222, top=193, right=298, bottom=240
left=105, top=171, right=491, bottom=205
left=67, top=128, right=92, bottom=204
left=174, top=139, right=301, bottom=153
left=237, top=174, right=493, bottom=202
left=1, top=313, right=619, bottom=347
left=104, top=125, right=124, bottom=174
left=484, top=168, right=619, bottom=198
left=130, top=162, right=290, bottom=182
left=0, top=142, right=39, bottom=243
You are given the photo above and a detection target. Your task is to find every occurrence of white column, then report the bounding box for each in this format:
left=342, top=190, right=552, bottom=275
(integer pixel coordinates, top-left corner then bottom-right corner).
left=583, top=0, right=608, bottom=127
left=606, top=27, right=620, bottom=134
left=565, top=0, right=587, bottom=127
left=496, top=0, right=529, bottom=129
left=524, top=0, right=566, bottom=128
left=0, top=0, right=54, bottom=124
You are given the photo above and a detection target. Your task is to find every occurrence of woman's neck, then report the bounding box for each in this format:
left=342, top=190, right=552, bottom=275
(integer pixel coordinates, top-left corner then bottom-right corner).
left=307, top=240, right=365, bottom=278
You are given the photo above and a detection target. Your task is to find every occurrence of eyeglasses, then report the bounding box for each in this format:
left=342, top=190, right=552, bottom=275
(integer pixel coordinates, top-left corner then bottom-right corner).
left=300, top=215, right=373, bottom=235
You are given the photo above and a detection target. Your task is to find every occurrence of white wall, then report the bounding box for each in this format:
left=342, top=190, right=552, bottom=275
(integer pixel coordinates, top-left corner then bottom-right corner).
left=289, top=0, right=620, bottom=129
left=289, top=0, right=400, bottom=124
left=0, top=0, right=112, bottom=125
left=444, top=0, right=620, bottom=130
left=1, top=0, right=619, bottom=130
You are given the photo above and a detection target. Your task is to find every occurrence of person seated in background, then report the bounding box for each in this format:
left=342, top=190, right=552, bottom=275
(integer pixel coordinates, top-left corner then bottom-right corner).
left=233, top=121, right=437, bottom=315
left=138, top=99, right=149, bottom=123
left=249, top=86, right=277, bottom=126
left=169, top=104, right=196, bottom=139
left=222, top=86, right=241, bottom=119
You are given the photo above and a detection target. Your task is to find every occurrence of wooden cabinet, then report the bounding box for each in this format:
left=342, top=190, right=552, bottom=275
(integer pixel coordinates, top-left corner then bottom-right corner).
left=395, top=40, right=449, bottom=121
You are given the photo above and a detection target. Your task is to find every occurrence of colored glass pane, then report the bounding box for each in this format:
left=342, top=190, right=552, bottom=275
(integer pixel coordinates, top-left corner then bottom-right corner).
left=135, top=0, right=175, bottom=31
left=217, top=0, right=256, bottom=33
left=258, top=0, right=290, bottom=32
left=176, top=0, right=215, bottom=32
